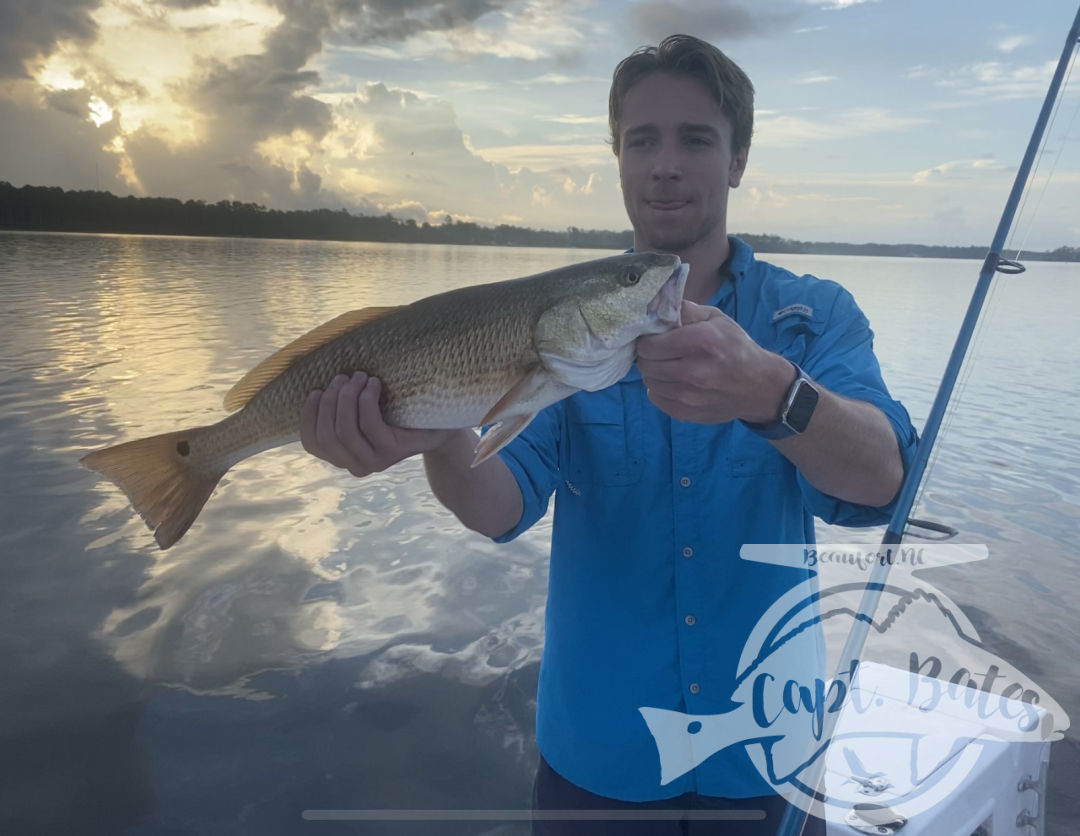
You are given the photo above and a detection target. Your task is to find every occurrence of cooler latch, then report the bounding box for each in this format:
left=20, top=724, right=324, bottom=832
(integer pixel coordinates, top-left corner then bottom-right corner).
left=844, top=802, right=908, bottom=834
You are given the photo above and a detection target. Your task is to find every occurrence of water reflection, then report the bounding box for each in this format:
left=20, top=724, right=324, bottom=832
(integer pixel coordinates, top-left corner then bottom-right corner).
left=4, top=234, right=1080, bottom=833
left=3, top=232, right=572, bottom=831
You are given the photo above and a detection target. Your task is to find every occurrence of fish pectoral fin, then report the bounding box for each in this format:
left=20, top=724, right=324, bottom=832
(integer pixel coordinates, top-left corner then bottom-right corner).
left=472, top=413, right=536, bottom=466
left=473, top=368, right=579, bottom=465
left=481, top=366, right=546, bottom=426
left=481, top=367, right=577, bottom=426
left=223, top=306, right=401, bottom=412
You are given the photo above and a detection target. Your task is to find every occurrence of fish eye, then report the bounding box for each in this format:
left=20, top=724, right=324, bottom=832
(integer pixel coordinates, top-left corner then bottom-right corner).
left=624, top=269, right=641, bottom=285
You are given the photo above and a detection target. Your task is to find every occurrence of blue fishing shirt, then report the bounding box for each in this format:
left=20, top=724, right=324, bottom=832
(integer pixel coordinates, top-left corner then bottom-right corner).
left=493, top=236, right=919, bottom=802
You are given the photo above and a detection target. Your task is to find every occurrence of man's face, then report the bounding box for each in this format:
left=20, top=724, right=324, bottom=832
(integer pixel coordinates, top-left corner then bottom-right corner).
left=616, top=71, right=748, bottom=256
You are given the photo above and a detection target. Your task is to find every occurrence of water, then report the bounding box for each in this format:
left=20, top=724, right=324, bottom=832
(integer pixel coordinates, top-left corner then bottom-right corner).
left=1, top=231, right=1078, bottom=834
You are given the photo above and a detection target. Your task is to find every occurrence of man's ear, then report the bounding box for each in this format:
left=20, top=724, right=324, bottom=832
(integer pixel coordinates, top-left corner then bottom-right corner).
left=729, top=147, right=749, bottom=188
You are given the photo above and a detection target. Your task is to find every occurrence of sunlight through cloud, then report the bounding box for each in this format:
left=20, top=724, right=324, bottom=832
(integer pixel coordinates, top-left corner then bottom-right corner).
left=87, top=96, right=113, bottom=126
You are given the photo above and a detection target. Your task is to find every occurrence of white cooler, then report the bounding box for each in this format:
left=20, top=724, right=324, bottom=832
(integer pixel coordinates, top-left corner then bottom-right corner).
left=820, top=662, right=1050, bottom=835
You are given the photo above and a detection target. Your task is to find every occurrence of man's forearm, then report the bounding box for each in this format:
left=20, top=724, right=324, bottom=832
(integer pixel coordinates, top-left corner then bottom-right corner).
left=773, top=387, right=904, bottom=507
left=423, top=429, right=524, bottom=539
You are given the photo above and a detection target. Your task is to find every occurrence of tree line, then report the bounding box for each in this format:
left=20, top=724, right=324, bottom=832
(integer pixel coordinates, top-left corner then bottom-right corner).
left=1, top=181, right=1077, bottom=262
left=0, top=182, right=631, bottom=249
left=740, top=232, right=1080, bottom=263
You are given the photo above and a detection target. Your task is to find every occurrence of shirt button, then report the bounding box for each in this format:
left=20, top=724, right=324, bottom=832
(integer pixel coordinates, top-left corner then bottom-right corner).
left=684, top=614, right=696, bottom=626
left=679, top=476, right=692, bottom=488
left=689, top=682, right=701, bottom=695
left=682, top=546, right=693, bottom=558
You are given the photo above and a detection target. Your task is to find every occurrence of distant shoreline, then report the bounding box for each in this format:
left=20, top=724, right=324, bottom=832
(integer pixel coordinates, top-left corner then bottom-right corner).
left=3, top=181, right=1078, bottom=262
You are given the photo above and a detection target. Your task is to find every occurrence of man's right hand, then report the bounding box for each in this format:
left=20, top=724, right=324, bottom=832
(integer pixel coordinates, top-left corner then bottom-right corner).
left=300, top=370, right=524, bottom=539
left=300, top=371, right=456, bottom=477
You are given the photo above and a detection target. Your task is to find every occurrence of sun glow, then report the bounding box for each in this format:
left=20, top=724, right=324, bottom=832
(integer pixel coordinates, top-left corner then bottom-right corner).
left=35, top=59, right=84, bottom=92
left=28, top=0, right=285, bottom=152
left=88, top=96, right=113, bottom=126
left=256, top=131, right=316, bottom=171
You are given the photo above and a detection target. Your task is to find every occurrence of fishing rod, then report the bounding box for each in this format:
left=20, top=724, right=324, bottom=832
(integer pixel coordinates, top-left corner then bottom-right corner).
left=776, top=6, right=1080, bottom=835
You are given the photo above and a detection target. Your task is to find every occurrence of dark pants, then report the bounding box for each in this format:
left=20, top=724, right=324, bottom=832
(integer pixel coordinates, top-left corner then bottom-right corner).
left=531, top=757, right=825, bottom=836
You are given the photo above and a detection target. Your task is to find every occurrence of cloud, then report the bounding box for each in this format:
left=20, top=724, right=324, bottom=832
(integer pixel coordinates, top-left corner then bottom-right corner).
left=186, top=32, right=334, bottom=143
left=312, top=81, right=621, bottom=228
left=101, top=0, right=342, bottom=204
left=625, top=0, right=801, bottom=43
left=521, top=72, right=607, bottom=85
left=3, top=0, right=349, bottom=208
left=547, top=114, right=607, bottom=125
left=794, top=72, right=835, bottom=84
left=0, top=0, right=627, bottom=232
left=335, top=0, right=508, bottom=45
left=43, top=84, right=95, bottom=118
left=994, top=34, right=1032, bottom=54
left=805, top=0, right=876, bottom=8
left=562, top=172, right=599, bottom=194
left=731, top=163, right=1080, bottom=250
left=904, top=64, right=938, bottom=80
left=0, top=83, right=126, bottom=192
left=325, top=0, right=588, bottom=63
left=728, top=170, right=996, bottom=247
left=108, top=0, right=571, bottom=210
left=912, top=158, right=1009, bottom=184
left=443, top=80, right=496, bottom=93
left=754, top=108, right=927, bottom=147
left=936, top=60, right=1058, bottom=99
left=905, top=57, right=1057, bottom=100
left=472, top=143, right=615, bottom=173
left=0, top=0, right=101, bottom=79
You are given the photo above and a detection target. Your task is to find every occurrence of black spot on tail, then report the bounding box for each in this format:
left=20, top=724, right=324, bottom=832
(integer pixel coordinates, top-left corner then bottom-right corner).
left=176, top=440, right=190, bottom=457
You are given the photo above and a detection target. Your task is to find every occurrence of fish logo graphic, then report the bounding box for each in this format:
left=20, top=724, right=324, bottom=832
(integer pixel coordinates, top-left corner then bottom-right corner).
left=639, top=544, right=1069, bottom=822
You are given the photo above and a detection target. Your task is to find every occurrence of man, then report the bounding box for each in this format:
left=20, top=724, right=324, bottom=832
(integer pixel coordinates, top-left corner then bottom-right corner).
left=301, top=34, right=917, bottom=835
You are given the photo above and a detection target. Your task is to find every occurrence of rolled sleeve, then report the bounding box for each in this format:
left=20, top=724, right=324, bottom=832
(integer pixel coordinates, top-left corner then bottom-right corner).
left=795, top=288, right=920, bottom=526
left=488, top=404, right=563, bottom=542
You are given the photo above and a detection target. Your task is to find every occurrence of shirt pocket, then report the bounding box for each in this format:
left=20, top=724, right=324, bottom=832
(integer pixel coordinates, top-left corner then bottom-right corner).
left=561, top=383, right=644, bottom=487
left=727, top=421, right=786, bottom=477
left=771, top=306, right=828, bottom=368
left=724, top=306, right=827, bottom=478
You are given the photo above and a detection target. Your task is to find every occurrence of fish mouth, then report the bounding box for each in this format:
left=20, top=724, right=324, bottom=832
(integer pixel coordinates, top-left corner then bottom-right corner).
left=647, top=261, right=688, bottom=328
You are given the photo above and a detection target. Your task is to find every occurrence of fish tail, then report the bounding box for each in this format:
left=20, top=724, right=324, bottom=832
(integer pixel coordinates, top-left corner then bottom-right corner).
left=80, top=426, right=226, bottom=550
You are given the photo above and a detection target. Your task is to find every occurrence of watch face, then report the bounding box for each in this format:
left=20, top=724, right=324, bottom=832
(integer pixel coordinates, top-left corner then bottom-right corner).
left=785, top=380, right=820, bottom=433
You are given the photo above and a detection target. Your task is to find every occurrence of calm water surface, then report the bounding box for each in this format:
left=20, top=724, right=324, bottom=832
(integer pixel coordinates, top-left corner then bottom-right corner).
left=1, top=232, right=1079, bottom=834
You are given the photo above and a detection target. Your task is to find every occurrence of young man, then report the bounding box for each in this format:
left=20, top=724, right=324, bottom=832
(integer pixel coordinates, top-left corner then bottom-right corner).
left=301, top=34, right=917, bottom=835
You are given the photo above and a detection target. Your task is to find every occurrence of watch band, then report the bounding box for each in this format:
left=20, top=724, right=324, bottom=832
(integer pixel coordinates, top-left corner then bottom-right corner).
left=741, top=362, right=819, bottom=439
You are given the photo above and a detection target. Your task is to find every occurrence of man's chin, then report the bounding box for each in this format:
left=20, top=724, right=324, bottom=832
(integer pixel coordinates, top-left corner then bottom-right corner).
left=635, top=217, right=723, bottom=256
left=637, top=233, right=697, bottom=254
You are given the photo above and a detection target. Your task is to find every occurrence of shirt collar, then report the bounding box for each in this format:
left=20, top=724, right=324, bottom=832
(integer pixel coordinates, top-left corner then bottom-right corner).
left=706, top=236, right=754, bottom=311
left=624, top=234, right=754, bottom=312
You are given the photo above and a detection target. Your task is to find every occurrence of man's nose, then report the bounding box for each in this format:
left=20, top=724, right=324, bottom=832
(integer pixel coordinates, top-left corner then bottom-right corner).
left=650, top=146, right=682, bottom=179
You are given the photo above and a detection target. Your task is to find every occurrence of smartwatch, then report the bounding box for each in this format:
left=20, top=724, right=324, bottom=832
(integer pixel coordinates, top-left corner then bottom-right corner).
left=741, top=362, right=819, bottom=440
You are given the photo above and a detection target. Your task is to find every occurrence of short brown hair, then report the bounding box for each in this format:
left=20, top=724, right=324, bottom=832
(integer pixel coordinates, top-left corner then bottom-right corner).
left=608, top=34, right=754, bottom=156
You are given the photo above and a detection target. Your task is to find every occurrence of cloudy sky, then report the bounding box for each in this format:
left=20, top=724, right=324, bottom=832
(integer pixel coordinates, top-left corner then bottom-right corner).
left=2, top=0, right=1079, bottom=248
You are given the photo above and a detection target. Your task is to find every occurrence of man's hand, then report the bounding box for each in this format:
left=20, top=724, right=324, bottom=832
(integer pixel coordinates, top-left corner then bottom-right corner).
left=636, top=300, right=793, bottom=424
left=638, top=300, right=904, bottom=507
left=300, top=371, right=455, bottom=477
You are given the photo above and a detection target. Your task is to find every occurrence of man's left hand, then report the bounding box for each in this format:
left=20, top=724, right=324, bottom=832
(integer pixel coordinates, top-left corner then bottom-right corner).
left=636, top=300, right=794, bottom=424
